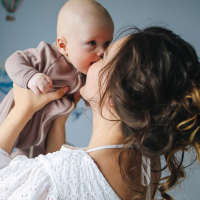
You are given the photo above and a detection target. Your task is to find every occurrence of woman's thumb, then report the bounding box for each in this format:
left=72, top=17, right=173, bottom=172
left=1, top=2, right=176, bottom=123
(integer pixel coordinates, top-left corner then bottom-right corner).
left=63, top=86, right=69, bottom=93
left=56, top=86, right=69, bottom=98
left=44, top=86, right=69, bottom=103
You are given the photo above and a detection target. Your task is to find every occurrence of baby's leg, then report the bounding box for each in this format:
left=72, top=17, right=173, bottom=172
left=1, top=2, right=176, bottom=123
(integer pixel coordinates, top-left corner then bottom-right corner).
left=11, top=144, right=45, bottom=159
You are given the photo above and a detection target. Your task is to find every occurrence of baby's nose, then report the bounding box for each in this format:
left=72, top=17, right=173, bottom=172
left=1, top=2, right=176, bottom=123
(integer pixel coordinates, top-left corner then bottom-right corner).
left=97, top=53, right=104, bottom=59
left=97, top=51, right=104, bottom=58
left=97, top=45, right=105, bottom=56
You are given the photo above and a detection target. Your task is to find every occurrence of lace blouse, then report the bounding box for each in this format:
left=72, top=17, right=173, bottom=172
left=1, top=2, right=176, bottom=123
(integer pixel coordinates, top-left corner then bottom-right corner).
left=0, top=145, right=121, bottom=200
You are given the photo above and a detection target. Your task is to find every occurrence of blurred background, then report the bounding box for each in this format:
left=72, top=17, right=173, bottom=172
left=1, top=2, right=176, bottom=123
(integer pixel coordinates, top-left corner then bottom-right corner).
left=0, top=0, right=200, bottom=199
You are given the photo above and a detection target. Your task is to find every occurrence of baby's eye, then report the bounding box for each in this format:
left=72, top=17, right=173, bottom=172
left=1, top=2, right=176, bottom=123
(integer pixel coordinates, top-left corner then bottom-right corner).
left=105, top=41, right=110, bottom=46
left=88, top=40, right=96, bottom=46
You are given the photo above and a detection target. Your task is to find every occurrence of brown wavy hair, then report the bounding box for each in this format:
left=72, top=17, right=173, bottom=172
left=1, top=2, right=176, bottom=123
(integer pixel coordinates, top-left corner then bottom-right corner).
left=97, top=26, right=200, bottom=199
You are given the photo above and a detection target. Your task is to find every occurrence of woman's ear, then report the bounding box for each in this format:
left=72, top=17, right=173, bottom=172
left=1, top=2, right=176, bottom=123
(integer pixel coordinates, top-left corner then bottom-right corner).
left=57, top=36, right=68, bottom=55
left=107, top=95, right=114, bottom=107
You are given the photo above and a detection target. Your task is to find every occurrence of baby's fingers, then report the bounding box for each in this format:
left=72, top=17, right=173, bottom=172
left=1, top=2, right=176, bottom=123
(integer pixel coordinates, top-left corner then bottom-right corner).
left=32, top=86, right=43, bottom=95
left=45, top=76, right=53, bottom=89
left=38, top=81, right=50, bottom=94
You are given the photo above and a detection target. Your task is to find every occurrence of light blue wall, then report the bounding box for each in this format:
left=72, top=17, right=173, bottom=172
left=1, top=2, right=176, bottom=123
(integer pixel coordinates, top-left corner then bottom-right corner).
left=0, top=1, right=200, bottom=199
left=0, top=0, right=200, bottom=61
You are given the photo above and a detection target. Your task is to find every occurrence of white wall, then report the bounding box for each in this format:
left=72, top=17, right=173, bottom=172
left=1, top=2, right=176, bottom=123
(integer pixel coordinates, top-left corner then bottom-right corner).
left=0, top=1, right=200, bottom=199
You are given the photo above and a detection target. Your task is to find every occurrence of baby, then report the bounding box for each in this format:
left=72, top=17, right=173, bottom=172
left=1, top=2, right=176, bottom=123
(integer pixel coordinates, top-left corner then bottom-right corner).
left=0, top=0, right=114, bottom=158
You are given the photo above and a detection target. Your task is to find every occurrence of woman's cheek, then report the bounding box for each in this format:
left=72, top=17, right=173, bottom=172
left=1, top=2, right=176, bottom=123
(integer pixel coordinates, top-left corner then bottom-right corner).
left=80, top=84, right=95, bottom=101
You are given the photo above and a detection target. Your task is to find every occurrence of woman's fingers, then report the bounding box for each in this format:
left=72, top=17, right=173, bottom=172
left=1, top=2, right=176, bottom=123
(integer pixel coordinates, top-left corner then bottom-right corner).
left=74, top=91, right=81, bottom=103
left=13, top=83, right=70, bottom=116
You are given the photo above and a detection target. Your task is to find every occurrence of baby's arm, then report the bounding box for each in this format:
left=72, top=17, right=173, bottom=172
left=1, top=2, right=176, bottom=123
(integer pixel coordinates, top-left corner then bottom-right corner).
left=5, top=41, right=53, bottom=93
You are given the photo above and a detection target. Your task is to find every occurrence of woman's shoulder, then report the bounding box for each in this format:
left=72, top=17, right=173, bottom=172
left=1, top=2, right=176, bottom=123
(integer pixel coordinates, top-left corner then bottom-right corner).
left=61, top=144, right=87, bottom=151
left=36, top=146, right=121, bottom=200
left=0, top=147, right=120, bottom=199
left=36, top=145, right=90, bottom=168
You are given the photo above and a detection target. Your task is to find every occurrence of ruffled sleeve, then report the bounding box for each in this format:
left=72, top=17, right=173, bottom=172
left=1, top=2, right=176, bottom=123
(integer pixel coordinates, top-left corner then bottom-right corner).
left=0, top=148, right=12, bottom=169
left=0, top=148, right=59, bottom=200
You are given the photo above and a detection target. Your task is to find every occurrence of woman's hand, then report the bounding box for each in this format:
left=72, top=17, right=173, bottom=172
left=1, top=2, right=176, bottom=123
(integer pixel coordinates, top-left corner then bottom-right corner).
left=0, top=84, right=69, bottom=154
left=13, top=83, right=69, bottom=119
left=74, top=91, right=81, bottom=104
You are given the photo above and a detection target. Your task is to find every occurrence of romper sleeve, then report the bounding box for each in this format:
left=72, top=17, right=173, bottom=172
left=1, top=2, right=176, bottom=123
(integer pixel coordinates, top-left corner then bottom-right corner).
left=5, top=41, right=55, bottom=89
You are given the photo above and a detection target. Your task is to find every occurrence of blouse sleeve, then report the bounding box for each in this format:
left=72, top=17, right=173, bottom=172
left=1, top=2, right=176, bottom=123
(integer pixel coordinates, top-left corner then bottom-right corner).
left=0, top=148, right=12, bottom=169
left=0, top=148, right=59, bottom=199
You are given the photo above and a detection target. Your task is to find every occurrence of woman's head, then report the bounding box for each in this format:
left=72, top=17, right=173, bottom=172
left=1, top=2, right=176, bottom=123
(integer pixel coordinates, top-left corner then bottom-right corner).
left=105, top=26, right=200, bottom=152
left=81, top=26, right=200, bottom=199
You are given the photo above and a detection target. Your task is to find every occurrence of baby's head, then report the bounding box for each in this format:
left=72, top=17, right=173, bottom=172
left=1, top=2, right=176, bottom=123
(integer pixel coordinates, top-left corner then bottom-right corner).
left=57, top=0, right=114, bottom=74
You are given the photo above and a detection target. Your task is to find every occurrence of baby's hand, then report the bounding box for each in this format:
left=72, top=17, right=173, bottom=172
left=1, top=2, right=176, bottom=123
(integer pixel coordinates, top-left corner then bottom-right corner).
left=28, top=73, right=52, bottom=95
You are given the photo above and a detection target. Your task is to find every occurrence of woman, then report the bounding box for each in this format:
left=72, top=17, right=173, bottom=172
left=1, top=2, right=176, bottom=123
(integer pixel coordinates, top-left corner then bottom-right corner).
left=0, top=26, right=200, bottom=200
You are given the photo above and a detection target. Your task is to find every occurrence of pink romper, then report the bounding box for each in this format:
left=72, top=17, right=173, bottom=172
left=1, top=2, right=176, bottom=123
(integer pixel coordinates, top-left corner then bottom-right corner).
left=0, top=41, right=86, bottom=158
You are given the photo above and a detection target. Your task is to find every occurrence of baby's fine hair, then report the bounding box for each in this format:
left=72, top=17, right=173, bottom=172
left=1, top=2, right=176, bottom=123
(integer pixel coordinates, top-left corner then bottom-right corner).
left=57, top=0, right=113, bottom=37
left=99, top=26, right=200, bottom=199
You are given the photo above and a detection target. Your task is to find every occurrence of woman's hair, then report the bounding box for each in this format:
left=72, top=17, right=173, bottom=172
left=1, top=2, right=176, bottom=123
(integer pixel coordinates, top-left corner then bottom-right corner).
left=98, top=26, right=200, bottom=199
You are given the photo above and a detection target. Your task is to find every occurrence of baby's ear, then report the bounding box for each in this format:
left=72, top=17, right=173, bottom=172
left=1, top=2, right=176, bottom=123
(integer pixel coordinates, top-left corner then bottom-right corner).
left=57, top=36, right=68, bottom=55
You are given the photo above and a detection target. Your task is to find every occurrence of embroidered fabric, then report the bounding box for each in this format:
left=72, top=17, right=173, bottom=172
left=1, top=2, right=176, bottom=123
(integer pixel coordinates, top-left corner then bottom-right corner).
left=0, top=145, right=151, bottom=200
left=0, top=147, right=120, bottom=200
left=0, top=148, right=58, bottom=199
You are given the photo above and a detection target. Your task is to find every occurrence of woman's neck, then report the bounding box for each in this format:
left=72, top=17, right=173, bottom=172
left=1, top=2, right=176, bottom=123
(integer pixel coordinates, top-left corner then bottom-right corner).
left=86, top=111, right=139, bottom=200
left=87, top=109, right=122, bottom=150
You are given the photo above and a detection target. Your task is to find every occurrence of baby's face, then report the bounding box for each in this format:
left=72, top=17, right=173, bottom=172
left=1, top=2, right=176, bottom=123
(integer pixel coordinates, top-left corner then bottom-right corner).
left=66, top=20, right=114, bottom=75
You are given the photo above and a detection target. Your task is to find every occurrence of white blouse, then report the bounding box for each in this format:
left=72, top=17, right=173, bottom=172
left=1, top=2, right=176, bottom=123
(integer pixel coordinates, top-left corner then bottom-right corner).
left=0, top=146, right=121, bottom=200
